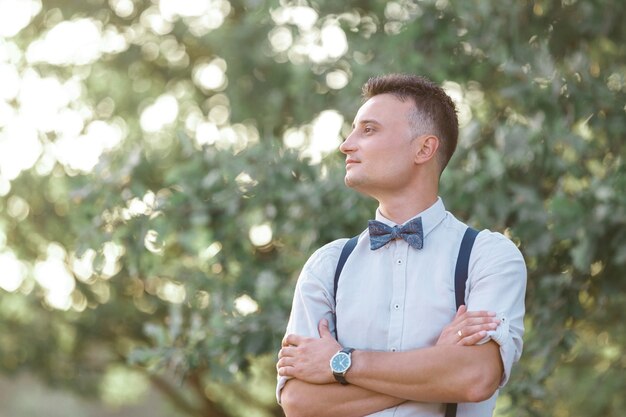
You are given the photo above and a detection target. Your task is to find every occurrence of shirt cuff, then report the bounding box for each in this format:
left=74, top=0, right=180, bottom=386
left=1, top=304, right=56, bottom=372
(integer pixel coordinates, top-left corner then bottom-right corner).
left=476, top=315, right=517, bottom=386
left=276, top=375, right=291, bottom=404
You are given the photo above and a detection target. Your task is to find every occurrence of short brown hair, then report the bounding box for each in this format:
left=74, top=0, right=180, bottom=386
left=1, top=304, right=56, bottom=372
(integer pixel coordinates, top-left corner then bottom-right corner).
left=362, top=74, right=459, bottom=173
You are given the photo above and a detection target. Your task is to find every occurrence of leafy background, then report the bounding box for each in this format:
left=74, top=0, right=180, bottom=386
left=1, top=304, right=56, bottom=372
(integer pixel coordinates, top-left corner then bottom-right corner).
left=0, top=0, right=624, bottom=416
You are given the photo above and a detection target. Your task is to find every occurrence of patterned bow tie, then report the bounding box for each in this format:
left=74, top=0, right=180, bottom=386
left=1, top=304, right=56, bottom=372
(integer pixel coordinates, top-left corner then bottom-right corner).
left=368, top=217, right=424, bottom=250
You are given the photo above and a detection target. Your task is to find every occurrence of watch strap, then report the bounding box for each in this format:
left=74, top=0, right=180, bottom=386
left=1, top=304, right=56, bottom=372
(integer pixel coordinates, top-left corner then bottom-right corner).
left=333, top=348, right=354, bottom=385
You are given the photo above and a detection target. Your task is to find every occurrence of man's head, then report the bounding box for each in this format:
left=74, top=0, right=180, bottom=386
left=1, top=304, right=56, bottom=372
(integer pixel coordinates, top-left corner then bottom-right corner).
left=361, top=74, right=459, bottom=174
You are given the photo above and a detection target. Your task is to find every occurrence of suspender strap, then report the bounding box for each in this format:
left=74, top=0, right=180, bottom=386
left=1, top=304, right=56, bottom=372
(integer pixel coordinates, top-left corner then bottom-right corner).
left=454, top=227, right=479, bottom=310
left=333, top=236, right=359, bottom=340
left=333, top=227, right=479, bottom=417
left=446, top=226, right=479, bottom=417
left=334, top=236, right=359, bottom=299
left=444, top=404, right=458, bottom=417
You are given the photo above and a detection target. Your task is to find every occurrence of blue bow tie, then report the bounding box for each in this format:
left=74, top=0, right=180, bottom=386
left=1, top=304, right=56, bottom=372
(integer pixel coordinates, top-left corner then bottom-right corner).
left=368, top=217, right=424, bottom=250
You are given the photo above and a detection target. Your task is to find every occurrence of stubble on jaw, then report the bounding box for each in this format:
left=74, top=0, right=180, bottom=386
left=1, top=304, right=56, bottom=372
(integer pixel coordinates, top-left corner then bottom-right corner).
left=343, top=171, right=369, bottom=195
left=343, top=171, right=360, bottom=189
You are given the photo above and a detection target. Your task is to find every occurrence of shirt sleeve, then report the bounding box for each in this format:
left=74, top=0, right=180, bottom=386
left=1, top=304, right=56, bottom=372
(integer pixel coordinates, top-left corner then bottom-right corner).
left=276, top=239, right=346, bottom=404
left=465, top=231, right=527, bottom=387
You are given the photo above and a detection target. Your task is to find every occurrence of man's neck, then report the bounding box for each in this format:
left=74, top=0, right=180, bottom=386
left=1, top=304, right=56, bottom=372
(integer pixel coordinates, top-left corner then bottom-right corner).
left=377, top=193, right=438, bottom=225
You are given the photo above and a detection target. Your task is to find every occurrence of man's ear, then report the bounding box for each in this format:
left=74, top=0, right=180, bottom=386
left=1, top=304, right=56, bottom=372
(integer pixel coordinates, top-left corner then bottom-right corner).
left=414, top=134, right=440, bottom=164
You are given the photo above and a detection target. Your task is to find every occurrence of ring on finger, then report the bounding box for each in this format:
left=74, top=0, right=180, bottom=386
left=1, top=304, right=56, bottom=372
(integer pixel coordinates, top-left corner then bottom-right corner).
left=457, top=329, right=463, bottom=337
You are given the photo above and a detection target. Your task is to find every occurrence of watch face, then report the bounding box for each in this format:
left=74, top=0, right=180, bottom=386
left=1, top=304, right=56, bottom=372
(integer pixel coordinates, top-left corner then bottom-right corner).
left=331, top=352, right=351, bottom=373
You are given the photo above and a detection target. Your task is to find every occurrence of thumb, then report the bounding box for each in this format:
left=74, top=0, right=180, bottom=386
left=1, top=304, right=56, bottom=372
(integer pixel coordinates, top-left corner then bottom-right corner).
left=455, top=304, right=467, bottom=318
left=318, top=319, right=332, bottom=338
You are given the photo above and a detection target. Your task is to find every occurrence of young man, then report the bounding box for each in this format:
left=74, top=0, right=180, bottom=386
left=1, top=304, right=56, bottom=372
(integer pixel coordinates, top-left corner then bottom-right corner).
left=276, top=74, right=527, bottom=417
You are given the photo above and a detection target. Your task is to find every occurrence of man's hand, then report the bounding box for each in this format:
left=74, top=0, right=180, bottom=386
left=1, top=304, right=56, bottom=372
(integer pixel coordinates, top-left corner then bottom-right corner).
left=277, top=319, right=341, bottom=384
left=436, top=305, right=500, bottom=346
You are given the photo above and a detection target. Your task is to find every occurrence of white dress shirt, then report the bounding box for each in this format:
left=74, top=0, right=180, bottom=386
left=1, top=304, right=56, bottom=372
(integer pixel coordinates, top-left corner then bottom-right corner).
left=278, top=198, right=527, bottom=417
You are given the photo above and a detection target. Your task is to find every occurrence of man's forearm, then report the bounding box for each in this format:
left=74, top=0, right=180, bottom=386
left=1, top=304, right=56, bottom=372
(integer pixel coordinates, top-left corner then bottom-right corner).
left=347, top=342, right=503, bottom=403
left=281, top=378, right=405, bottom=417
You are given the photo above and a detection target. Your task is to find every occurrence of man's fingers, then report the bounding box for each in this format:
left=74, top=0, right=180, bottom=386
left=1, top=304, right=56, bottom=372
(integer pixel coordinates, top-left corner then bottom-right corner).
left=282, top=333, right=303, bottom=347
left=458, top=330, right=487, bottom=346
left=278, top=346, right=296, bottom=359
left=461, top=310, right=497, bottom=318
left=277, top=364, right=294, bottom=377
left=455, top=320, right=498, bottom=343
left=455, top=305, right=467, bottom=318
left=277, top=355, right=294, bottom=369
left=460, top=316, right=500, bottom=328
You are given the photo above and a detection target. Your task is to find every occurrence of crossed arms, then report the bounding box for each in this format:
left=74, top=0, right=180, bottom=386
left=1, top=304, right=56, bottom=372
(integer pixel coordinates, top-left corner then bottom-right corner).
left=277, top=307, right=504, bottom=417
left=277, top=234, right=527, bottom=417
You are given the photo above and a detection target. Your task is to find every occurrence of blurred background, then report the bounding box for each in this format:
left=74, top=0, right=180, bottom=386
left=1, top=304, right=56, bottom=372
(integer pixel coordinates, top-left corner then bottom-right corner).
left=0, top=0, right=624, bottom=416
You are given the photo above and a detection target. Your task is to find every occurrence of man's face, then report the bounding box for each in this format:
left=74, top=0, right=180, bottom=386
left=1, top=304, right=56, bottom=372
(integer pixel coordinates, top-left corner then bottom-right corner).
left=339, top=93, right=418, bottom=197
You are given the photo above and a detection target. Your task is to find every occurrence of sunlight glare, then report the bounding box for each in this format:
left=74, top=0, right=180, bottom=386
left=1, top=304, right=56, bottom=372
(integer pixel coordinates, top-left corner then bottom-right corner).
left=234, top=294, right=259, bottom=316
left=442, top=81, right=472, bottom=128
left=144, top=230, right=164, bottom=254
left=268, top=26, right=293, bottom=53
left=0, top=101, right=15, bottom=128
left=192, top=58, right=227, bottom=91
left=140, top=6, right=174, bottom=35
left=160, top=0, right=213, bottom=18
left=271, top=6, right=318, bottom=31
left=140, top=94, right=179, bottom=133
left=26, top=18, right=103, bottom=66
left=0, top=116, right=42, bottom=180
left=0, top=176, right=9, bottom=196
left=326, top=69, right=349, bottom=90
left=283, top=127, right=306, bottom=149
left=0, top=251, right=26, bottom=292
left=0, top=63, right=19, bottom=100
left=72, top=249, right=96, bottom=282
left=19, top=70, right=70, bottom=132
left=304, top=110, right=343, bottom=164
left=6, top=195, right=29, bottom=221
left=34, top=246, right=76, bottom=311
left=109, top=0, right=135, bottom=18
left=195, top=121, right=219, bottom=145
left=199, top=241, right=222, bottom=261
left=102, top=241, right=124, bottom=278
left=235, top=171, right=258, bottom=192
left=249, top=223, right=273, bottom=247
left=55, top=120, right=125, bottom=173
left=158, top=280, right=186, bottom=304
left=320, top=24, right=348, bottom=59
left=0, top=0, right=42, bottom=38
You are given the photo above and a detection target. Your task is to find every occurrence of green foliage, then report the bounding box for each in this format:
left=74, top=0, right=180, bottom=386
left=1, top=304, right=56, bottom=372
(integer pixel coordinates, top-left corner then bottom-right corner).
left=0, top=0, right=624, bottom=416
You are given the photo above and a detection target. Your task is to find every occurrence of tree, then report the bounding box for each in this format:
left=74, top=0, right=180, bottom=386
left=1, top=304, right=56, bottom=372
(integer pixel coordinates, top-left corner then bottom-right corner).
left=0, top=0, right=624, bottom=416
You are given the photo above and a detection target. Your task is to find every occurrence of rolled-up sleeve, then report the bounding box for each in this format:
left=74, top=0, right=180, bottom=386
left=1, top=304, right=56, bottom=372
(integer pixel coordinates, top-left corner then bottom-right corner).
left=276, top=240, right=345, bottom=404
left=466, top=231, right=527, bottom=387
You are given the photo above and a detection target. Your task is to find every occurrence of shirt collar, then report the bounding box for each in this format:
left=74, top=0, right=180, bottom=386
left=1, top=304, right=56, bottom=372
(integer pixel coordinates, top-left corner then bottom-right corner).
left=374, top=197, right=447, bottom=239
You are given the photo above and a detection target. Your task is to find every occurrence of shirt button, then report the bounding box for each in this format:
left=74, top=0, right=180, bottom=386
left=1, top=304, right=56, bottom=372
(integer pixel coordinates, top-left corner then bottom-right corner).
left=396, top=259, right=402, bottom=265
left=391, top=347, right=397, bottom=352
left=394, top=304, right=400, bottom=310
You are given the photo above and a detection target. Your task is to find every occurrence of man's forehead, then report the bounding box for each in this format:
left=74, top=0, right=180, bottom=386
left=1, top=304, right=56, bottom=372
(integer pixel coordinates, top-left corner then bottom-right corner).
left=352, top=93, right=411, bottom=124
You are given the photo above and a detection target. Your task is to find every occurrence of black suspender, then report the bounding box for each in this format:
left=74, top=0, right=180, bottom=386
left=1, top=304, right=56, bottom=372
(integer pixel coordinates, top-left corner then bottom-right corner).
left=445, top=226, right=479, bottom=417
left=332, top=235, right=359, bottom=341
left=332, top=227, right=479, bottom=417
left=454, top=227, right=479, bottom=310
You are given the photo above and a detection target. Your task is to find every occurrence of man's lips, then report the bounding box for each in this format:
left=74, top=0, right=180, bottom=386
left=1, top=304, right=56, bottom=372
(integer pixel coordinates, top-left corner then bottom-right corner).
left=345, top=158, right=359, bottom=165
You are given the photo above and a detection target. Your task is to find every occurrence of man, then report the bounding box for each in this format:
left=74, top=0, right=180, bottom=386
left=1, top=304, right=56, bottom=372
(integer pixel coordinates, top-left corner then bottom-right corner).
left=276, top=74, right=526, bottom=417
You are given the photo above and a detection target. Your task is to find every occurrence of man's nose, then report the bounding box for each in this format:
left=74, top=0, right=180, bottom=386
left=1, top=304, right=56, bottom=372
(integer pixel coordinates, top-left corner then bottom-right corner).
left=339, top=132, right=356, bottom=154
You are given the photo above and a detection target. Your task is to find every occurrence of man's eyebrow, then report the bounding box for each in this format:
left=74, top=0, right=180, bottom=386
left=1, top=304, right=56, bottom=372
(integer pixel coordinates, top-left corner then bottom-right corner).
left=351, top=119, right=381, bottom=129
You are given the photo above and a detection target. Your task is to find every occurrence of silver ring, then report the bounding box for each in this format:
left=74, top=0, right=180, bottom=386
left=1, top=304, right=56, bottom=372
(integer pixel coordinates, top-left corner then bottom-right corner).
left=457, top=329, right=463, bottom=337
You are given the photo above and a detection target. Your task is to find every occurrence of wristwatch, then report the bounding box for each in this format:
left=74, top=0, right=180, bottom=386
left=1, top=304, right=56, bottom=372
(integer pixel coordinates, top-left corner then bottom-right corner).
left=330, top=347, right=355, bottom=385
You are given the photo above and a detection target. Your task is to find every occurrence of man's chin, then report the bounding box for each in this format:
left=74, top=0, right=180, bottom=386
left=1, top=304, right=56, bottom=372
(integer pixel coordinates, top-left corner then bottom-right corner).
left=344, top=176, right=367, bottom=193
left=344, top=176, right=357, bottom=189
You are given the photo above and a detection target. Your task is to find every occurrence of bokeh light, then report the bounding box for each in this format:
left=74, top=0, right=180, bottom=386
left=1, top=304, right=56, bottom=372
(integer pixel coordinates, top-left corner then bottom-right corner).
left=0, top=0, right=42, bottom=38
left=0, top=251, right=27, bottom=292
